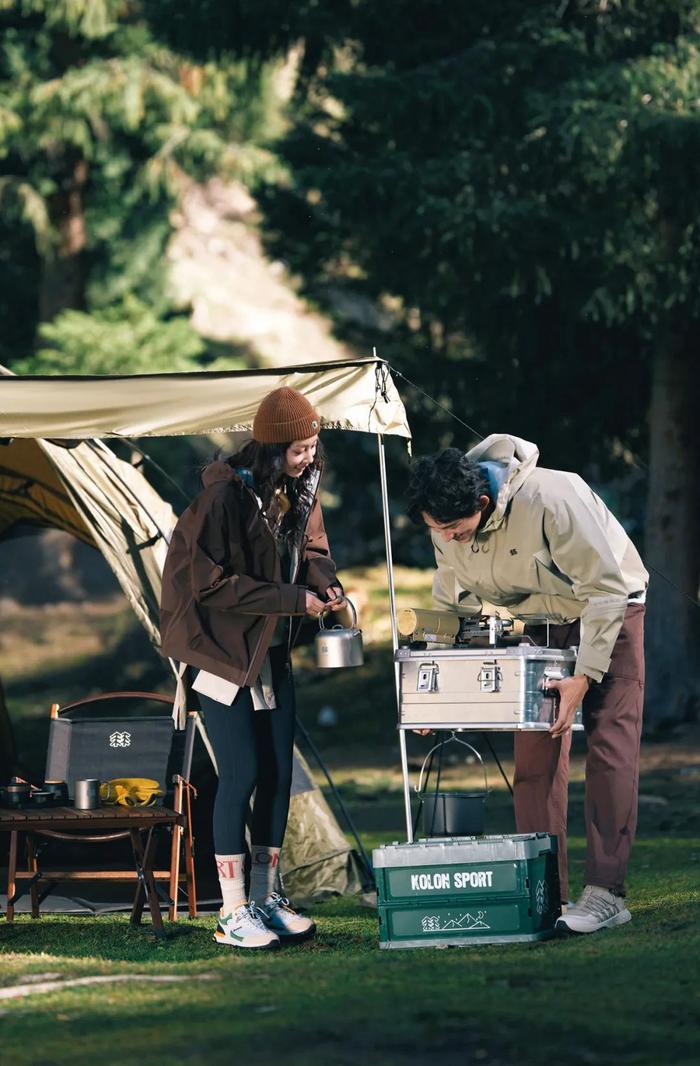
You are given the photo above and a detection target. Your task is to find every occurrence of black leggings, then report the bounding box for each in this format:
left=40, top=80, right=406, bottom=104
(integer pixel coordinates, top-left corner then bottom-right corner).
left=197, top=650, right=296, bottom=855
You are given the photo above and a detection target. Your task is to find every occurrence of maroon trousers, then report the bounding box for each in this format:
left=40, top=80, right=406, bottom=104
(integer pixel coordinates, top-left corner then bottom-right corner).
left=513, top=606, right=645, bottom=899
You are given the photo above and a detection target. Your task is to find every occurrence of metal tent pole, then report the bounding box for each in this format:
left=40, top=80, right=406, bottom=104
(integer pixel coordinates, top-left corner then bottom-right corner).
left=294, top=716, right=374, bottom=886
left=377, top=433, right=414, bottom=842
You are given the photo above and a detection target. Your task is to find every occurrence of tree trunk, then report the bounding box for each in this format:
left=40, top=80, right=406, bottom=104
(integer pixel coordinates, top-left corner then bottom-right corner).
left=39, top=158, right=88, bottom=322
left=643, top=332, right=700, bottom=728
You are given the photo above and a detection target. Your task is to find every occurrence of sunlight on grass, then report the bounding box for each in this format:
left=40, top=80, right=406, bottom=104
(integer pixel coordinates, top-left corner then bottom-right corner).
left=1, top=853, right=698, bottom=1066
left=2, top=570, right=699, bottom=1064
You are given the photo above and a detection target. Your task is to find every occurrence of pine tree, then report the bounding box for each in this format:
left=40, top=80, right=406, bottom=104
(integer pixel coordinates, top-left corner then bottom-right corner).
left=246, top=0, right=700, bottom=725
left=0, top=0, right=267, bottom=371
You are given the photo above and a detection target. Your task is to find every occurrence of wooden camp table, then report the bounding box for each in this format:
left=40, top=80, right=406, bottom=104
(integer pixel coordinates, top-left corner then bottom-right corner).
left=0, top=804, right=185, bottom=938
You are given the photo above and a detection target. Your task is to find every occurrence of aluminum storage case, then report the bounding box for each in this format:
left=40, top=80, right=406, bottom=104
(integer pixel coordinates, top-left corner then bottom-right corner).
left=374, top=833, right=561, bottom=949
left=395, top=644, right=583, bottom=730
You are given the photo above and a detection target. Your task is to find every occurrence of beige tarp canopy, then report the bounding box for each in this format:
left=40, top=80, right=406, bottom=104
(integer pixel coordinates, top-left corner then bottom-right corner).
left=0, top=357, right=412, bottom=902
left=0, top=436, right=175, bottom=646
left=0, top=358, right=410, bottom=440
left=0, top=356, right=410, bottom=645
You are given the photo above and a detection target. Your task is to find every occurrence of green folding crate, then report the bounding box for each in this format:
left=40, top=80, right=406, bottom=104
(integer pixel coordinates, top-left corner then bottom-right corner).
left=373, top=833, right=561, bottom=949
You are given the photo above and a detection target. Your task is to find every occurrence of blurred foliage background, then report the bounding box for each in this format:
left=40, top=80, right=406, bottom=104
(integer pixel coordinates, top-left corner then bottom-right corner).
left=1, top=1, right=699, bottom=726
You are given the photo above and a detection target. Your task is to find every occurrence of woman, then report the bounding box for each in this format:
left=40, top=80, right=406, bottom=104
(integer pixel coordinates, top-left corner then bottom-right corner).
left=160, top=387, right=345, bottom=949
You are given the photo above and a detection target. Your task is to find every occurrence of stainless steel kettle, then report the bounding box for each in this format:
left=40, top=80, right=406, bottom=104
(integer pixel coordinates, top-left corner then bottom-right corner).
left=315, top=598, right=364, bottom=669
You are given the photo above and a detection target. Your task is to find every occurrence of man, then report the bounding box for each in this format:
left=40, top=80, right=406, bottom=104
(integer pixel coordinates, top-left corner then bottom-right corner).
left=406, top=435, right=648, bottom=935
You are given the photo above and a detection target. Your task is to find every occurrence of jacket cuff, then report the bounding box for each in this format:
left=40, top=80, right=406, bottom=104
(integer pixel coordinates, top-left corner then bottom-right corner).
left=575, top=666, right=603, bottom=684
left=277, top=584, right=306, bottom=615
left=293, top=586, right=308, bottom=614
left=574, top=644, right=611, bottom=684
left=306, top=557, right=337, bottom=592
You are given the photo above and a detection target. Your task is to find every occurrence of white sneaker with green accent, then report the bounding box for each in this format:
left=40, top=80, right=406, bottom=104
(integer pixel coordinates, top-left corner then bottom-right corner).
left=214, top=903, right=280, bottom=949
left=258, top=893, right=316, bottom=942
left=556, top=885, right=631, bottom=935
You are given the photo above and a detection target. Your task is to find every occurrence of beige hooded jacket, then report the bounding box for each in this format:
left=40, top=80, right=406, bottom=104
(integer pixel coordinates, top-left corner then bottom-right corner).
left=431, top=434, right=648, bottom=682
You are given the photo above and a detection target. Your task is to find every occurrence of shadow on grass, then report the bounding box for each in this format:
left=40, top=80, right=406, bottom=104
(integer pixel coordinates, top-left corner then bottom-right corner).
left=0, top=916, right=211, bottom=964
left=1, top=836, right=697, bottom=967
left=1, top=894, right=699, bottom=1066
left=0, top=898, right=376, bottom=964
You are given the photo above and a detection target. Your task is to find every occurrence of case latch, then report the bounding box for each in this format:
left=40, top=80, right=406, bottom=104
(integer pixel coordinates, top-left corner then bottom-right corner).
left=416, top=662, right=439, bottom=693
left=478, top=660, right=502, bottom=693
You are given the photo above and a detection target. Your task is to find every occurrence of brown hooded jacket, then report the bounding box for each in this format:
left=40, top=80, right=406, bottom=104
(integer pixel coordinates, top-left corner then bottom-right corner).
left=160, top=460, right=339, bottom=686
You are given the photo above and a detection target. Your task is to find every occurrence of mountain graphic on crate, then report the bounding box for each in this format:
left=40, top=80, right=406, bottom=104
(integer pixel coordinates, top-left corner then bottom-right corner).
left=421, top=911, right=490, bottom=933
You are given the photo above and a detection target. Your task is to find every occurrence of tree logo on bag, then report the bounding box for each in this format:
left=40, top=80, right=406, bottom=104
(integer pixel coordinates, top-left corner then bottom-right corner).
left=109, top=731, right=131, bottom=748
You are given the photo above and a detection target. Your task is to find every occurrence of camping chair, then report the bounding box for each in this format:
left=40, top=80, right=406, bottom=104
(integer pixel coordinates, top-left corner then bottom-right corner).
left=4, top=691, right=197, bottom=931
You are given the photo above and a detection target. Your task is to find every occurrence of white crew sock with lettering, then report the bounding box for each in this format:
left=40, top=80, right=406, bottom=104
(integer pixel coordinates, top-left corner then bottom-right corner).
left=250, top=845, right=281, bottom=903
left=215, top=853, right=247, bottom=915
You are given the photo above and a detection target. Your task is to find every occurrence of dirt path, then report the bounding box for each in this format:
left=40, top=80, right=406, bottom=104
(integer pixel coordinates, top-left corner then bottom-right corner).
left=168, top=178, right=353, bottom=367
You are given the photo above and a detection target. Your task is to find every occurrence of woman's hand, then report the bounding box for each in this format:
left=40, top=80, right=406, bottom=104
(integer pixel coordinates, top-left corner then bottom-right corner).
left=305, top=590, right=327, bottom=617
left=324, top=585, right=347, bottom=612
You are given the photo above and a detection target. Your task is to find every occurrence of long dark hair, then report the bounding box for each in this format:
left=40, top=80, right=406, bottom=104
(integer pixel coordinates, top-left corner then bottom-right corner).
left=226, top=437, right=324, bottom=534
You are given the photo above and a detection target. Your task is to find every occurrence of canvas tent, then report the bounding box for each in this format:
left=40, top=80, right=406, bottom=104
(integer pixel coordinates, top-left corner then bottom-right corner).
left=0, top=356, right=411, bottom=902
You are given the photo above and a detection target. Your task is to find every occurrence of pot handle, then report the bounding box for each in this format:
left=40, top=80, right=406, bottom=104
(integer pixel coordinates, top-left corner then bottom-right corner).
left=10, top=775, right=40, bottom=793
left=318, top=596, right=357, bottom=630
left=415, top=732, right=488, bottom=795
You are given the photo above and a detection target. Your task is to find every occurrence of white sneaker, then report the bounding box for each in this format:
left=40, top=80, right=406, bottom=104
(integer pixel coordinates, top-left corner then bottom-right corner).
left=556, top=885, right=631, bottom=935
left=214, top=903, right=280, bottom=950
left=258, top=893, right=316, bottom=942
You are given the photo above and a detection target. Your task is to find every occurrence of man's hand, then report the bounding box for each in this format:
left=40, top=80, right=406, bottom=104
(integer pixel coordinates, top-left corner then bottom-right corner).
left=324, top=585, right=347, bottom=612
left=305, top=590, right=327, bottom=617
left=547, top=675, right=590, bottom=737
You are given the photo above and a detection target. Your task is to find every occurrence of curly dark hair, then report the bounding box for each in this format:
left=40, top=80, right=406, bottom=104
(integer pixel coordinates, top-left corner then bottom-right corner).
left=406, top=448, right=489, bottom=525
left=225, top=437, right=324, bottom=535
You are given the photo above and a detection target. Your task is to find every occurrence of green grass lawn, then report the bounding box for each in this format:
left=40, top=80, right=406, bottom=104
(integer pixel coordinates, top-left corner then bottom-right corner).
left=2, top=589, right=700, bottom=1064
left=1, top=833, right=698, bottom=1066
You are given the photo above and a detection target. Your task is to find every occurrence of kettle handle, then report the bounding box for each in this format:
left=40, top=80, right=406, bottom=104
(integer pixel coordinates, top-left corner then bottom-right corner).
left=318, top=595, right=357, bottom=630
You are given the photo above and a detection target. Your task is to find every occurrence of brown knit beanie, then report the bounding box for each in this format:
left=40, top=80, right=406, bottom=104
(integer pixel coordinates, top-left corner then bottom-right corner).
left=252, top=386, right=321, bottom=444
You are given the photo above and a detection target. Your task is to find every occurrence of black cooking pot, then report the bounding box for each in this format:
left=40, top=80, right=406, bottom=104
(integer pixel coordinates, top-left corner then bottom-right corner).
left=0, top=782, right=31, bottom=808
left=415, top=735, right=490, bottom=838
left=421, top=790, right=487, bottom=837
left=42, top=780, right=69, bottom=805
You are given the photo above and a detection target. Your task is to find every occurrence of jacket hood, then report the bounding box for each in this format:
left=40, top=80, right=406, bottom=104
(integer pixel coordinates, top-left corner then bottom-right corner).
left=466, top=434, right=540, bottom=530
left=201, top=459, right=240, bottom=489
